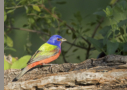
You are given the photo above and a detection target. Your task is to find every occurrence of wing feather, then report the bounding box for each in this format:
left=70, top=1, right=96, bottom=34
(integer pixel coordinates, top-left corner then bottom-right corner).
left=27, top=50, right=42, bottom=64
left=27, top=47, right=59, bottom=65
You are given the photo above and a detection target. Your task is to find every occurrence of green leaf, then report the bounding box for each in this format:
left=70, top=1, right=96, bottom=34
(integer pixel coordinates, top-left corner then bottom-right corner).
left=60, top=21, right=66, bottom=27
left=26, top=41, right=32, bottom=47
left=7, top=9, right=14, bottom=14
left=74, top=11, right=82, bottom=23
left=4, top=56, right=11, bottom=70
left=71, top=22, right=77, bottom=26
left=6, top=36, right=13, bottom=47
left=87, top=22, right=96, bottom=26
left=84, top=28, right=90, bottom=32
left=103, top=6, right=113, bottom=17
left=114, top=4, right=124, bottom=13
left=4, top=47, right=16, bottom=52
left=103, top=37, right=108, bottom=45
left=26, top=47, right=32, bottom=54
left=93, top=11, right=106, bottom=17
left=72, top=33, right=77, bottom=39
left=87, top=37, right=103, bottom=51
left=99, top=26, right=112, bottom=37
left=118, top=0, right=127, bottom=11
left=28, top=18, right=35, bottom=24
left=4, top=11, right=7, bottom=22
left=46, top=19, right=52, bottom=24
left=123, top=42, right=127, bottom=52
left=110, top=0, right=118, bottom=5
left=73, top=49, right=78, bottom=52
left=52, top=7, right=56, bottom=14
left=11, top=55, right=31, bottom=69
left=24, top=6, right=29, bottom=13
left=107, top=41, right=119, bottom=54
left=23, top=24, right=29, bottom=27
left=118, top=37, right=124, bottom=42
left=118, top=19, right=127, bottom=27
left=66, top=29, right=72, bottom=34
left=109, top=30, right=119, bottom=39
left=118, top=43, right=124, bottom=50
left=32, top=5, right=41, bottom=12
left=119, top=27, right=124, bottom=35
left=12, top=57, right=17, bottom=63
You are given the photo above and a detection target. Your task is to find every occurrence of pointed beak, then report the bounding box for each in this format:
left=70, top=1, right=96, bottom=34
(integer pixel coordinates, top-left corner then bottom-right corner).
left=60, top=38, right=67, bottom=42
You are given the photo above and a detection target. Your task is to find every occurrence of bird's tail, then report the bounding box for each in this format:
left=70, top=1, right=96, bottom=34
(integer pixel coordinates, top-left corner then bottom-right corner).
left=12, top=66, right=30, bottom=82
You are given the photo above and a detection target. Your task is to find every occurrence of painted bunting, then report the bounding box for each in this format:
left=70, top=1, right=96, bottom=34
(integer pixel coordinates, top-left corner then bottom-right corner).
left=12, top=35, right=67, bottom=82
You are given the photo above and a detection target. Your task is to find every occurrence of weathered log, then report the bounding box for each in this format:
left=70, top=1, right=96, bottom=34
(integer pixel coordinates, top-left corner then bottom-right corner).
left=4, top=55, right=127, bottom=90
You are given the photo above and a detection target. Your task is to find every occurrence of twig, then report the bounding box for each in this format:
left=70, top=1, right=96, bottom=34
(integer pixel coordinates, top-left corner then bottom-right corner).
left=6, top=26, right=51, bottom=36
left=65, top=38, right=77, bottom=55
left=6, top=4, right=90, bottom=47
left=92, top=18, right=104, bottom=38
left=5, top=5, right=23, bottom=9
left=39, top=4, right=89, bottom=43
left=66, top=41, right=87, bottom=50
left=86, top=17, right=104, bottom=59
left=81, top=36, right=90, bottom=44
left=6, top=26, right=88, bottom=50
left=61, top=48, right=68, bottom=63
left=61, top=38, right=77, bottom=63
left=5, top=3, right=100, bottom=59
left=38, top=4, right=91, bottom=51
left=85, top=0, right=119, bottom=59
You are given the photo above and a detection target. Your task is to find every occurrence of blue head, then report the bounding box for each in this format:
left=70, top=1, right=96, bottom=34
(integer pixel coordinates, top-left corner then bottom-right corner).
left=47, top=35, right=67, bottom=48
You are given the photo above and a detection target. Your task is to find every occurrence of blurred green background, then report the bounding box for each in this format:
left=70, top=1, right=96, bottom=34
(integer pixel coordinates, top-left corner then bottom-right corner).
left=4, top=0, right=127, bottom=70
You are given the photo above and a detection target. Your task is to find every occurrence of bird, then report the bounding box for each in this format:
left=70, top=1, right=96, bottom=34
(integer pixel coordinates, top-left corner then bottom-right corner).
left=12, top=35, right=67, bottom=82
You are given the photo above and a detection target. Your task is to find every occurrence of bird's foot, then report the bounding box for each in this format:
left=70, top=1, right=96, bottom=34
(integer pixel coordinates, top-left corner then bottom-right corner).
left=47, top=64, right=58, bottom=73
left=38, top=63, right=58, bottom=72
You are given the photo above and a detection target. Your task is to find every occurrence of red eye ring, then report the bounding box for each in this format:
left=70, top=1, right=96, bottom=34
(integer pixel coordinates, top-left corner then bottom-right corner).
left=57, top=38, right=60, bottom=41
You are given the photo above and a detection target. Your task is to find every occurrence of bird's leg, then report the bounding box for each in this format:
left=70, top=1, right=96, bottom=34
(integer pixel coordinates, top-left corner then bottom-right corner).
left=38, top=63, right=58, bottom=72
left=42, top=64, right=58, bottom=73
left=44, top=64, right=58, bottom=70
left=44, top=64, right=58, bottom=72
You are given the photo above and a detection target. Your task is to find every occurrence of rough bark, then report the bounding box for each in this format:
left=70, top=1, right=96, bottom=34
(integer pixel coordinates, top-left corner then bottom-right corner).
left=4, top=55, right=127, bottom=90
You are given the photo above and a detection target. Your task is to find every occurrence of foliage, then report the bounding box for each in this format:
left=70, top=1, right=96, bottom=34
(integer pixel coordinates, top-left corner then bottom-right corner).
left=4, top=55, right=11, bottom=70
left=11, top=55, right=31, bottom=69
left=4, top=0, right=126, bottom=70
left=88, top=0, right=127, bottom=55
left=4, top=32, right=16, bottom=52
left=4, top=55, right=31, bottom=70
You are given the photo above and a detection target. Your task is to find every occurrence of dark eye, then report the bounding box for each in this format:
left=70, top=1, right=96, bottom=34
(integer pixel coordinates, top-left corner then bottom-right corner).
left=57, top=38, right=60, bottom=41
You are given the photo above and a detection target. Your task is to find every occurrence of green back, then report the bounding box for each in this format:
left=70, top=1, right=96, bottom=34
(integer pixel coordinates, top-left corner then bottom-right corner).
left=38, top=43, right=57, bottom=51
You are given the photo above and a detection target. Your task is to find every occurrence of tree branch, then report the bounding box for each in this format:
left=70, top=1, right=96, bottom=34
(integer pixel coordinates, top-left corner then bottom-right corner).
left=4, top=55, right=127, bottom=90
left=66, top=41, right=87, bottom=50
left=6, top=26, right=51, bottom=37
left=86, top=17, right=104, bottom=59
left=92, top=18, right=104, bottom=38
left=6, top=3, right=91, bottom=53
left=6, top=26, right=88, bottom=50
left=66, top=38, right=77, bottom=54
left=61, top=48, right=68, bottom=63
left=39, top=4, right=89, bottom=44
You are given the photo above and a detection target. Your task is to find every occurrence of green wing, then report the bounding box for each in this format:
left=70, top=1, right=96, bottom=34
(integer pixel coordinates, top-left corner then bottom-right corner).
left=27, top=43, right=59, bottom=65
